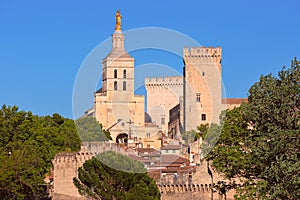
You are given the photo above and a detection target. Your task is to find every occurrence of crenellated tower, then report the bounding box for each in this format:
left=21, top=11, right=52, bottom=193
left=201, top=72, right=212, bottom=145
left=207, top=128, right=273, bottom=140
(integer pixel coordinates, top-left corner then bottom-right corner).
left=183, top=47, right=223, bottom=131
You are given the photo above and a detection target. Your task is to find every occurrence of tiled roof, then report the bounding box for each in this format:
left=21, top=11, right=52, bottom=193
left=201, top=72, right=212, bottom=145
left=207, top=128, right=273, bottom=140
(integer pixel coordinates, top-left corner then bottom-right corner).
left=95, top=87, right=103, bottom=94
left=222, top=98, right=248, bottom=104
left=136, top=148, right=159, bottom=154
left=160, top=154, right=189, bottom=165
left=161, top=145, right=181, bottom=150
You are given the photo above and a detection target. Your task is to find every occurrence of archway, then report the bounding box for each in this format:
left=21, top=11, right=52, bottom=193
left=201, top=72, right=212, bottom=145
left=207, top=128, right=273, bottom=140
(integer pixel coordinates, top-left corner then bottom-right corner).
left=116, top=133, right=128, bottom=144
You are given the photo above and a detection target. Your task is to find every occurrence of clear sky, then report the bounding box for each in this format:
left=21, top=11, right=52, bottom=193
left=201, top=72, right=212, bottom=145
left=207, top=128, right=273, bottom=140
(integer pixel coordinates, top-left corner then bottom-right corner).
left=1, top=0, right=299, bottom=118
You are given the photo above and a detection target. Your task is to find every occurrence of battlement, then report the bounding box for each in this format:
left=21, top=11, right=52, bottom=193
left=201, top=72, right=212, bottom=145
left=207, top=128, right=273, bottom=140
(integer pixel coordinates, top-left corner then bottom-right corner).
left=145, top=76, right=183, bottom=87
left=158, top=184, right=212, bottom=194
left=53, top=142, right=137, bottom=164
left=183, top=47, right=222, bottom=64
left=53, top=152, right=77, bottom=163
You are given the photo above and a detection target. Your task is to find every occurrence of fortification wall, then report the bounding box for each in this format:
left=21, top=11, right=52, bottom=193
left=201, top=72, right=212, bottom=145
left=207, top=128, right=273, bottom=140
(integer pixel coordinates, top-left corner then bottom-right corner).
left=52, top=142, right=137, bottom=200
left=145, top=76, right=183, bottom=134
left=52, top=142, right=235, bottom=200
left=159, top=184, right=233, bottom=200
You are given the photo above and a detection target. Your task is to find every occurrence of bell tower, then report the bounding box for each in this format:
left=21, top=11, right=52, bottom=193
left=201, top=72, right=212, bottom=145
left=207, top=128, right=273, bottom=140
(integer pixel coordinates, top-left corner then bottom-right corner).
left=94, top=10, right=145, bottom=140
left=101, top=10, right=134, bottom=95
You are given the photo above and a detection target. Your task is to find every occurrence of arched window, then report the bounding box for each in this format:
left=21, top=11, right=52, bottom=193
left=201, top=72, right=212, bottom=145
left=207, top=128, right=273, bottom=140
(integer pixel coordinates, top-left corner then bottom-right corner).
left=114, top=69, right=117, bottom=78
left=201, top=114, right=206, bottom=121
left=123, top=70, right=126, bottom=78
left=123, top=81, right=126, bottom=90
left=114, top=81, right=117, bottom=90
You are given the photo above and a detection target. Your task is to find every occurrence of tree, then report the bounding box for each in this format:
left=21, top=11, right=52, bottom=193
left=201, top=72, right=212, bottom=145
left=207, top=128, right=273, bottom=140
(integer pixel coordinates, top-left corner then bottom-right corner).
left=182, top=124, right=209, bottom=145
left=182, top=130, right=198, bottom=144
left=0, top=105, right=81, bottom=199
left=207, top=107, right=250, bottom=179
left=73, top=151, right=160, bottom=200
left=239, top=58, right=300, bottom=199
left=197, top=123, right=209, bottom=139
left=206, top=59, right=300, bottom=199
left=201, top=123, right=222, bottom=159
left=75, top=116, right=112, bottom=142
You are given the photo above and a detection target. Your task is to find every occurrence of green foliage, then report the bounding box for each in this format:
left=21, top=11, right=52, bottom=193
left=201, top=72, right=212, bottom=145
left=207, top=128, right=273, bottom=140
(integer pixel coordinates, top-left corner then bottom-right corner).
left=207, top=107, right=250, bottom=179
left=201, top=123, right=222, bottom=158
left=182, top=130, right=198, bottom=144
left=97, top=151, right=146, bottom=173
left=239, top=58, right=300, bottom=200
left=73, top=151, right=160, bottom=200
left=197, top=123, right=209, bottom=138
left=75, top=116, right=112, bottom=142
left=207, top=58, right=300, bottom=199
left=182, top=124, right=210, bottom=145
left=0, top=105, right=81, bottom=199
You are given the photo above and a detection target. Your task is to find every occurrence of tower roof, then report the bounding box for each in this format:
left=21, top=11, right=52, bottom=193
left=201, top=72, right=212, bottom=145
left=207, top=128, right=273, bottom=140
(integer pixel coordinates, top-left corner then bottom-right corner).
left=105, top=10, right=131, bottom=59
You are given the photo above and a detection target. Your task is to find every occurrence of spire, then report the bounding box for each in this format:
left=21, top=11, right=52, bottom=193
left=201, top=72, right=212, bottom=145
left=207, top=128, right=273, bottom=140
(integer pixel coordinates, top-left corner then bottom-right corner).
left=107, top=10, right=130, bottom=58
left=115, top=10, right=122, bottom=31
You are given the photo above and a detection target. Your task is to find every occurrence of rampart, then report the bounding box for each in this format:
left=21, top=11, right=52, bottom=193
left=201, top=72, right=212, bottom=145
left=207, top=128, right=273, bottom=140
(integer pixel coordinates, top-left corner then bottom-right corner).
left=159, top=183, right=232, bottom=200
left=52, top=142, right=234, bottom=200
left=183, top=47, right=222, bottom=64
left=145, top=76, right=183, bottom=88
left=52, top=142, right=137, bottom=200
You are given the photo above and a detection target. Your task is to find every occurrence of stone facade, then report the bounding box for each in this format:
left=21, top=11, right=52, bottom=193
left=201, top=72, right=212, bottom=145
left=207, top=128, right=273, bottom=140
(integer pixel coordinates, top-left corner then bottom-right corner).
left=94, top=28, right=157, bottom=144
left=183, top=47, right=223, bottom=130
left=92, top=12, right=246, bottom=144
left=52, top=142, right=236, bottom=200
left=52, top=142, right=137, bottom=199
left=145, top=76, right=183, bottom=134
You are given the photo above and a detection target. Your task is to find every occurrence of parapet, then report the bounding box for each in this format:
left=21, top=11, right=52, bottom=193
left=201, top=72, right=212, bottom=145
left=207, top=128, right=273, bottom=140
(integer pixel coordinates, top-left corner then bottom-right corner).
left=183, top=47, right=222, bottom=64
left=53, top=142, right=137, bottom=165
left=158, top=184, right=213, bottom=194
left=145, top=76, right=183, bottom=87
left=52, top=152, right=77, bottom=163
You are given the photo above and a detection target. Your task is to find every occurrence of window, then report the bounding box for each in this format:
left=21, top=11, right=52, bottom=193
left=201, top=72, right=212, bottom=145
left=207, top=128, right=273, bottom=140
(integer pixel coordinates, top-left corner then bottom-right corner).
left=123, top=70, right=126, bottom=78
left=114, top=69, right=117, bottom=78
left=201, top=114, right=206, bottom=121
left=114, top=81, right=117, bottom=90
left=161, top=117, right=165, bottom=125
left=123, top=81, right=126, bottom=90
left=146, top=132, right=150, bottom=138
left=202, top=72, right=205, bottom=76
left=196, top=93, right=201, bottom=102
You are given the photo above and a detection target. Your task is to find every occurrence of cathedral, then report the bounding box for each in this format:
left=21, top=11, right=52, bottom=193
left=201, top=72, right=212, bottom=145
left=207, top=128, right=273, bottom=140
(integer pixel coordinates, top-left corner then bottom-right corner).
left=86, top=10, right=246, bottom=147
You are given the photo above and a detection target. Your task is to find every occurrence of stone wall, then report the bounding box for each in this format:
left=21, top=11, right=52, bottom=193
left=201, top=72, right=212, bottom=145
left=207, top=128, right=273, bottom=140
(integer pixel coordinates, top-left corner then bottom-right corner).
left=52, top=143, right=236, bottom=200
left=159, top=184, right=234, bottom=200
left=184, top=47, right=223, bottom=129
left=145, top=76, right=183, bottom=134
left=52, top=142, right=136, bottom=200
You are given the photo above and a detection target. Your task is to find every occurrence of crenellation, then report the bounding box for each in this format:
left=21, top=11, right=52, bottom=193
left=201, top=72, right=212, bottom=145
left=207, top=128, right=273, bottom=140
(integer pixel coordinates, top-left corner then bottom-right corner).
left=145, top=76, right=183, bottom=85
left=145, top=76, right=183, bottom=92
left=52, top=142, right=140, bottom=199
left=158, top=184, right=214, bottom=194
left=183, top=47, right=222, bottom=64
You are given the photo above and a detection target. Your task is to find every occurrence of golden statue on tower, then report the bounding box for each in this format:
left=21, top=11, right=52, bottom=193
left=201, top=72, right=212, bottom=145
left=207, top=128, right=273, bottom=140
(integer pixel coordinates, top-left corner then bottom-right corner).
left=115, top=10, right=122, bottom=31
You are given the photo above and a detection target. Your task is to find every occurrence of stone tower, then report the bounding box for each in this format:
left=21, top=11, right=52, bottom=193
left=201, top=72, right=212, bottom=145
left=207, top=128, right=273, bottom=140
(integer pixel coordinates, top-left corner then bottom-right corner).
left=94, top=11, right=145, bottom=142
left=145, top=76, right=183, bottom=134
left=183, top=47, right=222, bottom=131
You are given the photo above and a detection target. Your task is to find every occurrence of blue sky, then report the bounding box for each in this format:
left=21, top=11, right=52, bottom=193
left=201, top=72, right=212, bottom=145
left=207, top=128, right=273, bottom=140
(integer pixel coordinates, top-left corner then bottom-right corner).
left=1, top=0, right=299, bottom=118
